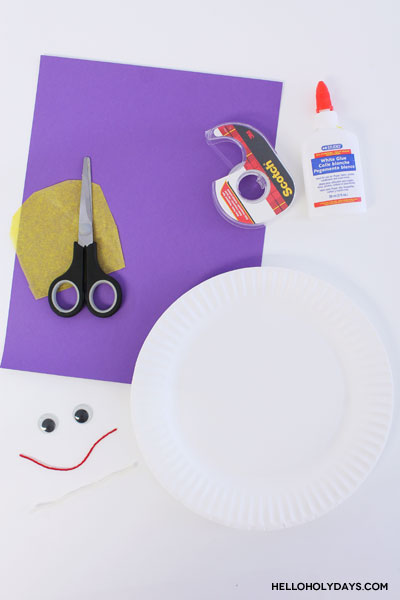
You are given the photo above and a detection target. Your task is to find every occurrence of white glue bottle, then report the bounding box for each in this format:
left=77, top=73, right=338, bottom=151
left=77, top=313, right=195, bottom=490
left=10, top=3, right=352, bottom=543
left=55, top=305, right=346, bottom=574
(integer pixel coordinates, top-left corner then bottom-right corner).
left=302, top=81, right=366, bottom=216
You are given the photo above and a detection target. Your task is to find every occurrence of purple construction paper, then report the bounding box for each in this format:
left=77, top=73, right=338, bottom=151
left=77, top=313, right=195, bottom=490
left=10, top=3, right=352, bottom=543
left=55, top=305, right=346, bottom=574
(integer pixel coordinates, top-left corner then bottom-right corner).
left=1, top=56, right=282, bottom=383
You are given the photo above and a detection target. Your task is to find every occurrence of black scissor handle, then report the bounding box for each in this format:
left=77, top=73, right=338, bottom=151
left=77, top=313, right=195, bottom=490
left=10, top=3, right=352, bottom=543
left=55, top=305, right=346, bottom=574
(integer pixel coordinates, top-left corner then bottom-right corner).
left=48, top=242, right=85, bottom=317
left=85, top=242, right=122, bottom=318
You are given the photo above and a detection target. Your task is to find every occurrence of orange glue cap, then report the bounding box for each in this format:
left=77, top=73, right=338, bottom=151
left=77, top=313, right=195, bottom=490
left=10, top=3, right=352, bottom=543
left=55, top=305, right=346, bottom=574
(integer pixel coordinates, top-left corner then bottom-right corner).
left=316, top=81, right=333, bottom=112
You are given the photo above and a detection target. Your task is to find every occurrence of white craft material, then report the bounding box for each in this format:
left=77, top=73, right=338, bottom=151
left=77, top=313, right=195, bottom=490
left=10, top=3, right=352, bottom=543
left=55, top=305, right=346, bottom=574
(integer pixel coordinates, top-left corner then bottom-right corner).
left=131, top=267, right=393, bottom=530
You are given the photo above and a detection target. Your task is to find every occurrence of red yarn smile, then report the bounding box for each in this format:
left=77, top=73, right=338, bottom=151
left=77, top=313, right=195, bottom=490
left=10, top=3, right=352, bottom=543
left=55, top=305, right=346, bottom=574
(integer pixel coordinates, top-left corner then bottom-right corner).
left=19, top=428, right=117, bottom=471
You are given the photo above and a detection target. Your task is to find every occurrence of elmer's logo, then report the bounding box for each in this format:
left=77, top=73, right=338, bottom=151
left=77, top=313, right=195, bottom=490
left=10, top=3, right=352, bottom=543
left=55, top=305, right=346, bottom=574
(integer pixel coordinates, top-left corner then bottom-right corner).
left=264, top=160, right=293, bottom=198
left=321, top=144, right=342, bottom=151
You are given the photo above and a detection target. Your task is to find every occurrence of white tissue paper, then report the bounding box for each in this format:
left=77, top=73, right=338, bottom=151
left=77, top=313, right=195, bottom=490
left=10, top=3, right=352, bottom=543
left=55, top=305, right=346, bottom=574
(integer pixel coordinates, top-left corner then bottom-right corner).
left=0, top=369, right=137, bottom=512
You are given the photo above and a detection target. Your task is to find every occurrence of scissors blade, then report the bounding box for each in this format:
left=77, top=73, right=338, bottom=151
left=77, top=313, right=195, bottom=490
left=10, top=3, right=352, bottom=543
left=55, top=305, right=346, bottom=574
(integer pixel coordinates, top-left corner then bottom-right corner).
left=78, top=156, right=94, bottom=247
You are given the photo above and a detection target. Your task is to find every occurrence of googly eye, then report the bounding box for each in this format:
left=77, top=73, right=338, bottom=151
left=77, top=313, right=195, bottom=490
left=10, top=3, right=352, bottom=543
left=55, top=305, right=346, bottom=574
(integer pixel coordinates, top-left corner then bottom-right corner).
left=73, top=404, right=92, bottom=424
left=38, top=414, right=58, bottom=433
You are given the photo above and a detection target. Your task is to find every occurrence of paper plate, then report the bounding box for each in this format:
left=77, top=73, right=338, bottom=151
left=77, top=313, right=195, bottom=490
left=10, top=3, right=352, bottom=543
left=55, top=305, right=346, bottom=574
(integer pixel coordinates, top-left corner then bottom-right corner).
left=131, top=267, right=393, bottom=530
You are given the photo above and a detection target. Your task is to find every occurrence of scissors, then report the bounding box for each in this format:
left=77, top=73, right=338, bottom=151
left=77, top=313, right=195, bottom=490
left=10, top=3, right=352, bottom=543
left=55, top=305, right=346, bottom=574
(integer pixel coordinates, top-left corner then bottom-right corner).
left=48, top=157, right=122, bottom=318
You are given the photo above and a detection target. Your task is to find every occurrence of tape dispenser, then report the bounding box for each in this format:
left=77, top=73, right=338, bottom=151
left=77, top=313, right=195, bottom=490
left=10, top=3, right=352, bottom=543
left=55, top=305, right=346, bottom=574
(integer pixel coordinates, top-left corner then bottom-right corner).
left=205, top=123, right=295, bottom=227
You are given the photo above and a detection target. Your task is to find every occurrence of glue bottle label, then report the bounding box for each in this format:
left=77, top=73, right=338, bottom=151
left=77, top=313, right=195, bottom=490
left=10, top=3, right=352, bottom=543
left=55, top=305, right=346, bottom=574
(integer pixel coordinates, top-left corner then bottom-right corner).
left=310, top=147, right=360, bottom=208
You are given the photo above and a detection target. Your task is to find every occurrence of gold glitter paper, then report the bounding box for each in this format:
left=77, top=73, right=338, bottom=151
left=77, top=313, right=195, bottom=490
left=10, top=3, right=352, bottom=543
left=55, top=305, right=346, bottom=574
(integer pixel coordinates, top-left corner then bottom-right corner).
left=11, top=180, right=125, bottom=299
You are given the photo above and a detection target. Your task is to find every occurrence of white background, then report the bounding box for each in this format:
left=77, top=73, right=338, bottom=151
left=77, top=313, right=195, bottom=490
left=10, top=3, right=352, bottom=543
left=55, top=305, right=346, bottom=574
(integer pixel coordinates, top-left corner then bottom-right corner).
left=1, top=0, right=399, bottom=598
